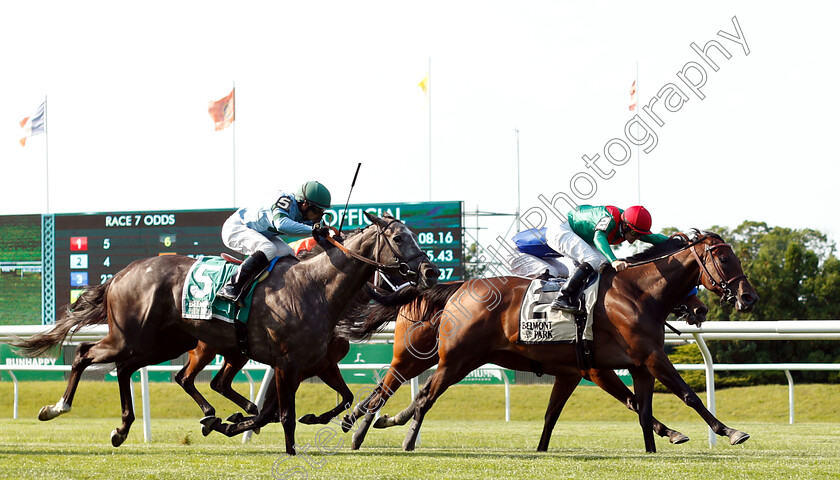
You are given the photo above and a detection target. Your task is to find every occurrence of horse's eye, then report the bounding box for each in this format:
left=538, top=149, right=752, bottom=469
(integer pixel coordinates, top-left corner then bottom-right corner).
left=720, top=255, right=729, bottom=264
left=393, top=235, right=403, bottom=244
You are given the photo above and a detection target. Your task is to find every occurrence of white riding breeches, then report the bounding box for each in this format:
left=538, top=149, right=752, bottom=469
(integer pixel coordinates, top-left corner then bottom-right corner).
left=222, top=215, right=294, bottom=260
left=544, top=219, right=609, bottom=271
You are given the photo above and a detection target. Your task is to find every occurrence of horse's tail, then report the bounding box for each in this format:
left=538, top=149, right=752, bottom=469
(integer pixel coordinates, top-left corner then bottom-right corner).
left=10, top=280, right=111, bottom=357
left=338, top=282, right=464, bottom=341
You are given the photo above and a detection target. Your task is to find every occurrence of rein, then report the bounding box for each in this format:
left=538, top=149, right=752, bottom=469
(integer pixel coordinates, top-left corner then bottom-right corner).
left=321, top=220, right=428, bottom=284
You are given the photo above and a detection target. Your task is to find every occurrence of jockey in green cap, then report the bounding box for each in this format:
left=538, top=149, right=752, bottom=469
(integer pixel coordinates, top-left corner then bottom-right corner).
left=217, top=180, right=331, bottom=303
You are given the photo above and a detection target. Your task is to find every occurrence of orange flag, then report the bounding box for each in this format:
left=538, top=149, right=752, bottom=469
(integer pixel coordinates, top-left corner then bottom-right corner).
left=208, top=89, right=235, bottom=131
left=629, top=80, right=637, bottom=111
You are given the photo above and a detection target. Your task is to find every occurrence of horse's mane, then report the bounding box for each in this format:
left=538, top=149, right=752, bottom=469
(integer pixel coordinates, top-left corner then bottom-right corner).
left=624, top=229, right=723, bottom=263
left=336, top=281, right=464, bottom=341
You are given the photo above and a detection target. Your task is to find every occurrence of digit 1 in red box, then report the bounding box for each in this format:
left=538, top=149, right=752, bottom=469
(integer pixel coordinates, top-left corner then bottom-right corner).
left=70, top=236, right=88, bottom=251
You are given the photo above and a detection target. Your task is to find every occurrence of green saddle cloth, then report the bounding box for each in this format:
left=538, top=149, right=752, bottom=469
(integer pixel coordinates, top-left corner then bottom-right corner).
left=181, top=256, right=260, bottom=323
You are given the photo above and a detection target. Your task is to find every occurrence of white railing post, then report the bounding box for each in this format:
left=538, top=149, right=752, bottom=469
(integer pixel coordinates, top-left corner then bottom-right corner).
left=10, top=371, right=19, bottom=420
left=692, top=332, right=716, bottom=447
left=243, top=366, right=274, bottom=444
left=785, top=370, right=795, bottom=424
left=140, top=367, right=151, bottom=443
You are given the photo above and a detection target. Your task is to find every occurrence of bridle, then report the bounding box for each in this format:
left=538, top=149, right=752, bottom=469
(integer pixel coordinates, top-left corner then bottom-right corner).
left=687, top=239, right=746, bottom=306
left=322, top=219, right=430, bottom=286
left=627, top=232, right=747, bottom=306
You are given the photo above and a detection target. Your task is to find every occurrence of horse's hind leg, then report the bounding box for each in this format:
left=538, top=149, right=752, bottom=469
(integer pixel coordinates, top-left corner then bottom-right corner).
left=39, top=340, right=119, bottom=421
left=536, top=371, right=582, bottom=452
left=586, top=368, right=689, bottom=444
left=402, top=362, right=471, bottom=451
left=646, top=349, right=749, bottom=445
left=212, top=352, right=258, bottom=416
left=110, top=362, right=140, bottom=447
left=174, top=348, right=218, bottom=418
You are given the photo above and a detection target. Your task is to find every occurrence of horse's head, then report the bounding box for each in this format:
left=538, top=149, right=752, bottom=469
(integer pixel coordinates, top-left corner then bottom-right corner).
left=672, top=294, right=708, bottom=326
left=364, top=212, right=440, bottom=290
left=691, top=232, right=758, bottom=312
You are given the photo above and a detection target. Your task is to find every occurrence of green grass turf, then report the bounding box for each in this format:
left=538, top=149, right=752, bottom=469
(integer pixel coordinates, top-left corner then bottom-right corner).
left=0, top=382, right=838, bottom=478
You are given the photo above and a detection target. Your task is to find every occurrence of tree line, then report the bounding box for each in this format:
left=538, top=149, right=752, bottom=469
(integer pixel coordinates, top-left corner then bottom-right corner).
left=667, top=221, right=840, bottom=388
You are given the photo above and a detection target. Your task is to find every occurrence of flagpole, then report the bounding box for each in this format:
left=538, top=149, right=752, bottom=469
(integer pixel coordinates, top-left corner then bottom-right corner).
left=427, top=57, right=432, bottom=202
left=232, top=82, right=236, bottom=207
left=45, top=95, right=50, bottom=214
left=636, top=61, right=640, bottom=205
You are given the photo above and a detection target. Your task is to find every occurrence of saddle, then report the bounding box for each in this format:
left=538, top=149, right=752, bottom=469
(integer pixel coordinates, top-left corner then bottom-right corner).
left=182, top=254, right=287, bottom=356
left=518, top=276, right=598, bottom=370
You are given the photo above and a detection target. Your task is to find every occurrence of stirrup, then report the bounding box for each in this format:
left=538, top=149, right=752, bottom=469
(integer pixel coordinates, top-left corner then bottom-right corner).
left=216, top=285, right=241, bottom=303
left=551, top=295, right=582, bottom=313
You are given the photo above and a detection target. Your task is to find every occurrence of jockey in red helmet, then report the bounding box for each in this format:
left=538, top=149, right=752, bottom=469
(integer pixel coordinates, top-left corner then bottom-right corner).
left=544, top=204, right=669, bottom=313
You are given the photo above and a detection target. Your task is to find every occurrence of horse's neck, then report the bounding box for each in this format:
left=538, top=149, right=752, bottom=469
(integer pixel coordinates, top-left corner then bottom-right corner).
left=309, top=231, right=379, bottom=318
left=629, top=251, right=701, bottom=311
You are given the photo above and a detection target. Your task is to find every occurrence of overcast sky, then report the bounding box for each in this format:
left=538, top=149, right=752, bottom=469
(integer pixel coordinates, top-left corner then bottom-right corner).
left=1, top=1, right=838, bottom=249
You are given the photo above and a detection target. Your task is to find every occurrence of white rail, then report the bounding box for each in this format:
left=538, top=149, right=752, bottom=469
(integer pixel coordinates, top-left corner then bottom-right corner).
left=1, top=320, right=839, bottom=447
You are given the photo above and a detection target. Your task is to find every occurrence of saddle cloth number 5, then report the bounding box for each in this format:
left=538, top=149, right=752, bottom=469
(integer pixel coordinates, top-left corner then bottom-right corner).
left=190, top=264, right=224, bottom=299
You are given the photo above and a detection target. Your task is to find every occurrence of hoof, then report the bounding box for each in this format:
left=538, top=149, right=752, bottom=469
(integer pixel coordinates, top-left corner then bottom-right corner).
left=38, top=406, right=55, bottom=421
left=670, top=433, right=690, bottom=444
left=298, top=413, right=319, bottom=425
left=729, top=430, right=750, bottom=445
left=372, top=415, right=390, bottom=429
left=402, top=440, right=416, bottom=452
left=225, top=412, right=244, bottom=423
left=252, top=427, right=260, bottom=435
left=199, top=416, right=221, bottom=437
left=341, top=415, right=355, bottom=433
left=110, top=429, right=127, bottom=447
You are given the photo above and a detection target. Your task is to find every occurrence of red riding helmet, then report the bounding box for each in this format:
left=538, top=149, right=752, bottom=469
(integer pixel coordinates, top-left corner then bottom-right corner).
left=622, top=205, right=653, bottom=235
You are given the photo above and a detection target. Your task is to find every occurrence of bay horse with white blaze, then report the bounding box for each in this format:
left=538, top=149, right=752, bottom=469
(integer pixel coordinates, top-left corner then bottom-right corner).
left=342, top=230, right=757, bottom=453
left=12, top=213, right=438, bottom=455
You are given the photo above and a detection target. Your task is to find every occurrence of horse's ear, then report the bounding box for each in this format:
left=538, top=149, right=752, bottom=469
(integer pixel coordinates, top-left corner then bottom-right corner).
left=364, top=211, right=387, bottom=228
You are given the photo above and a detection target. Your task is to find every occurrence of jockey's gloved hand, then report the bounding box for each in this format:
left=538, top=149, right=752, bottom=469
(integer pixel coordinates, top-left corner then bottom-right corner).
left=312, top=223, right=330, bottom=238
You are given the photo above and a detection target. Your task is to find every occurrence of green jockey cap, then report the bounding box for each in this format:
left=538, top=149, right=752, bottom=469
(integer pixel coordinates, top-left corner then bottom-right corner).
left=297, top=181, right=332, bottom=209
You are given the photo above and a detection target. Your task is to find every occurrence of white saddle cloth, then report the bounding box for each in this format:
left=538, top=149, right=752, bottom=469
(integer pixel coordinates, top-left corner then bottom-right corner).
left=517, top=276, right=599, bottom=344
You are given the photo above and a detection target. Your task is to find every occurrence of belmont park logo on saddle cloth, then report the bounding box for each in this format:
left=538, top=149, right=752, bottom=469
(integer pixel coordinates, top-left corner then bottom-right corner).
left=518, top=276, right=599, bottom=344
left=182, top=256, right=279, bottom=323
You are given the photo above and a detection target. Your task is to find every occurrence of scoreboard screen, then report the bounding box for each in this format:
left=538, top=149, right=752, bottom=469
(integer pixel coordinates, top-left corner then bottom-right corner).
left=53, top=210, right=235, bottom=313
left=46, top=201, right=462, bottom=323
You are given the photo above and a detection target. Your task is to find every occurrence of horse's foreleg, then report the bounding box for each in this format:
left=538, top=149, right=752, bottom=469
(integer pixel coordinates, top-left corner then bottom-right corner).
left=110, top=363, right=138, bottom=447
left=174, top=350, right=217, bottom=418
left=587, top=368, right=689, bottom=445
left=402, top=364, right=462, bottom=452
left=536, top=372, right=581, bottom=452
left=629, top=367, right=657, bottom=453
left=647, top=350, right=749, bottom=445
left=299, top=363, right=353, bottom=425
left=275, top=365, right=300, bottom=456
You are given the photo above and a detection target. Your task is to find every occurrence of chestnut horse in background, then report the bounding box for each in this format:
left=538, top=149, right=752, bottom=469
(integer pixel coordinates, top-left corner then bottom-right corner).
left=341, top=231, right=757, bottom=453
left=340, top=283, right=709, bottom=451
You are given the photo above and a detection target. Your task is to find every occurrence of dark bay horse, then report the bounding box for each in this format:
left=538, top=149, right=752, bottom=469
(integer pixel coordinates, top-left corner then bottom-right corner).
left=341, top=231, right=757, bottom=453
left=340, top=283, right=709, bottom=451
left=177, top=244, right=414, bottom=435
left=12, top=213, right=439, bottom=455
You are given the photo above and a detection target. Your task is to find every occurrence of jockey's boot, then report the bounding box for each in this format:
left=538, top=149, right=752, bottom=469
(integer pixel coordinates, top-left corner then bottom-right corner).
left=550, top=262, right=595, bottom=313
left=216, top=251, right=269, bottom=304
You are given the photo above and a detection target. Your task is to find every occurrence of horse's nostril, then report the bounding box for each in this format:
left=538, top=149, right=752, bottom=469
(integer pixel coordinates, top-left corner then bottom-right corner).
left=741, top=294, right=756, bottom=305
left=425, top=268, right=440, bottom=279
